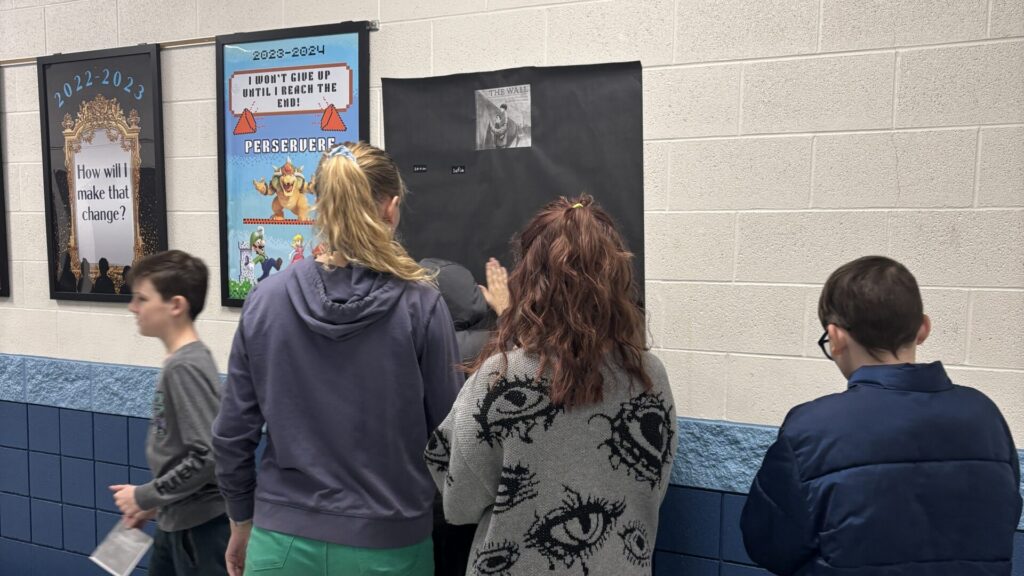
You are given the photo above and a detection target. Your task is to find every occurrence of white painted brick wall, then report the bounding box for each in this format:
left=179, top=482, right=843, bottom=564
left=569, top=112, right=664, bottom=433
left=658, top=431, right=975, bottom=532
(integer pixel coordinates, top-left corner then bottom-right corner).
left=195, top=0, right=284, bottom=37
left=45, top=0, right=119, bottom=55
left=978, top=127, right=1024, bottom=206
left=643, top=65, right=741, bottom=139
left=668, top=137, right=811, bottom=209
left=812, top=130, right=979, bottom=208
left=991, top=0, right=1024, bottom=37
left=675, top=0, right=818, bottom=63
left=287, top=1, right=379, bottom=29
left=742, top=53, right=895, bottom=133
left=734, top=211, right=889, bottom=283
left=895, top=42, right=1024, bottom=127
left=161, top=46, right=216, bottom=102
left=0, top=0, right=1020, bottom=441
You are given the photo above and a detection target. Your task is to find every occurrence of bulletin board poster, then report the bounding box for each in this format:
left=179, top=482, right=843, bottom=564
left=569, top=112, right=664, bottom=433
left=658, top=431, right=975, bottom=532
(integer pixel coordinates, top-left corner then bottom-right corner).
left=383, top=62, right=645, bottom=302
left=0, top=111, right=9, bottom=298
left=37, top=45, right=167, bottom=302
left=217, top=22, right=370, bottom=307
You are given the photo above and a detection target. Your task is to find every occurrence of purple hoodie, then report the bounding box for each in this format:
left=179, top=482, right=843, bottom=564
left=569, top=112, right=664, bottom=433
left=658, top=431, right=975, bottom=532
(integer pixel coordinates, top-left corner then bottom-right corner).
left=213, top=257, right=462, bottom=548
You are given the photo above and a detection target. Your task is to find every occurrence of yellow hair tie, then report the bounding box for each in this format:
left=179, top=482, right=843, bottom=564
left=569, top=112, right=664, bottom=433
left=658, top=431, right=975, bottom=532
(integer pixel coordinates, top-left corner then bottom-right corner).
left=571, top=203, right=584, bottom=209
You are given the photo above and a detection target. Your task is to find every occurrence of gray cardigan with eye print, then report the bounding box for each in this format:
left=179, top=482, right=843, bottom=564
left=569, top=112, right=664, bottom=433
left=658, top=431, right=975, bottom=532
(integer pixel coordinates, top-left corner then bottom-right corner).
left=426, top=349, right=677, bottom=576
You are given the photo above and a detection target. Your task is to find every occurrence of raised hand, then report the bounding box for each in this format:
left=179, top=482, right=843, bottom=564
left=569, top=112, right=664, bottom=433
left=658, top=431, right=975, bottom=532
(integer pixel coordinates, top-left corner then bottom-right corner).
left=479, top=257, right=510, bottom=316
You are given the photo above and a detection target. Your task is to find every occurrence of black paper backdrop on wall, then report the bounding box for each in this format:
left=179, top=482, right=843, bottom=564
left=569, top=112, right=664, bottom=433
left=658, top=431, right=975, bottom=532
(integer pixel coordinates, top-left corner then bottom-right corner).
left=0, top=102, right=9, bottom=298
left=382, top=61, right=644, bottom=301
left=38, top=44, right=167, bottom=302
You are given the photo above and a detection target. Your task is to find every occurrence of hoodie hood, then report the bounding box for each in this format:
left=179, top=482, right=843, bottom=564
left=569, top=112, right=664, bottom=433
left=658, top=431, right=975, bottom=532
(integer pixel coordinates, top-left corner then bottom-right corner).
left=419, top=258, right=491, bottom=331
left=285, top=258, right=407, bottom=340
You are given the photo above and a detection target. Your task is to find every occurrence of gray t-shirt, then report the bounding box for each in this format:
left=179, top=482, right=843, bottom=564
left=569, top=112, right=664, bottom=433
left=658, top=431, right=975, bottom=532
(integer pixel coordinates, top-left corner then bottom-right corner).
left=427, top=349, right=677, bottom=576
left=135, top=341, right=226, bottom=531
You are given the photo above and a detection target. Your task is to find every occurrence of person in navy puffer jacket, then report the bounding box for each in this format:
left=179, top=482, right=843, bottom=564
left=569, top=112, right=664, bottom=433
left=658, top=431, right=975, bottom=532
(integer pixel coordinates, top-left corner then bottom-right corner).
left=742, top=256, right=1021, bottom=576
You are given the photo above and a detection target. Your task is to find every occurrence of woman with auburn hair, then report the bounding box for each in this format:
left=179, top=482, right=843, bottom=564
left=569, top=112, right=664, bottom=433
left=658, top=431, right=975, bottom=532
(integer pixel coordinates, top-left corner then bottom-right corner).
left=214, top=142, right=463, bottom=576
left=424, top=195, right=677, bottom=576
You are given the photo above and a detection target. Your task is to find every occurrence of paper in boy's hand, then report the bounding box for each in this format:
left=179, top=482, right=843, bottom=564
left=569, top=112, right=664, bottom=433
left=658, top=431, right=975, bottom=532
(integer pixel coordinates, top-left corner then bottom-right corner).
left=90, top=520, right=153, bottom=576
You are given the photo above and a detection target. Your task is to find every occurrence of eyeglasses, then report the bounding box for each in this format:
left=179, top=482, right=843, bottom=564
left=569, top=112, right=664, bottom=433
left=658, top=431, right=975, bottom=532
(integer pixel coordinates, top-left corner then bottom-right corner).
left=818, top=330, right=833, bottom=360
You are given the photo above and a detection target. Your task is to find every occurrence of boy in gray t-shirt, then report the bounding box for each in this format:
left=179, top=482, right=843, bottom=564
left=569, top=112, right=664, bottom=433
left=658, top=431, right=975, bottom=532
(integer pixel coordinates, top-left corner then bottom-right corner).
left=109, top=250, right=228, bottom=576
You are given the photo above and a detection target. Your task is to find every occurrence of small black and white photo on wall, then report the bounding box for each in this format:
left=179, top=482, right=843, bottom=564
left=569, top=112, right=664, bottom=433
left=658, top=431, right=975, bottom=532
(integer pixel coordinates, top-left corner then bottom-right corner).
left=475, top=84, right=532, bottom=150
left=37, top=44, right=168, bottom=302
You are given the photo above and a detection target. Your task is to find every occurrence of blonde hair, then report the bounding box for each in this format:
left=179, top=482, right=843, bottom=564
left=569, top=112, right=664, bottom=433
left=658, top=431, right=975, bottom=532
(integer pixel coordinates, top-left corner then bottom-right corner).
left=313, top=141, right=432, bottom=283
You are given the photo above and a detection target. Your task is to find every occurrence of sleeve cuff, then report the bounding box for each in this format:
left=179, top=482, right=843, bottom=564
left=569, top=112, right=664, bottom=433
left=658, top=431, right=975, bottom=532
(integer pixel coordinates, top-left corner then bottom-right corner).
left=226, top=497, right=255, bottom=523
left=134, top=482, right=160, bottom=511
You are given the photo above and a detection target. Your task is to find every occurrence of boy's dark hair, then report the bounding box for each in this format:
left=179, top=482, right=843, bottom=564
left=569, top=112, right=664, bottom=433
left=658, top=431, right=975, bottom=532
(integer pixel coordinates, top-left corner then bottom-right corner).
left=129, top=250, right=208, bottom=320
left=818, top=256, right=923, bottom=356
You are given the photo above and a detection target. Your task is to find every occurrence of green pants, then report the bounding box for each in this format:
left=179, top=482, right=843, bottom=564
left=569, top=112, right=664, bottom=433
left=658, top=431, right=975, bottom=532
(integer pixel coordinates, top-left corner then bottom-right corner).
left=245, top=527, right=434, bottom=576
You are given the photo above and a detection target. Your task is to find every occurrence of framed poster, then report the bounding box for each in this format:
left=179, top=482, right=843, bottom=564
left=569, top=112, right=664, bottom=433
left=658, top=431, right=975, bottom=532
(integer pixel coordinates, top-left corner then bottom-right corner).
left=217, top=22, right=371, bottom=307
left=38, top=45, right=167, bottom=302
left=383, top=62, right=645, bottom=301
left=0, top=108, right=9, bottom=298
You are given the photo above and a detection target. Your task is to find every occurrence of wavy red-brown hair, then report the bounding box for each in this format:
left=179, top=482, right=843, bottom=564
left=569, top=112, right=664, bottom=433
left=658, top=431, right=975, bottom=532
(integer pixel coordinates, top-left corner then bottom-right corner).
left=468, top=194, right=651, bottom=408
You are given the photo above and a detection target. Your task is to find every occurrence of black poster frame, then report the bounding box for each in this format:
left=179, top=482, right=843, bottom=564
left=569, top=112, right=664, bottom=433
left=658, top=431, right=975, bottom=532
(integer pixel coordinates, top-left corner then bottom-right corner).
left=37, top=44, right=167, bottom=303
left=0, top=97, right=9, bottom=298
left=216, top=21, right=371, bottom=307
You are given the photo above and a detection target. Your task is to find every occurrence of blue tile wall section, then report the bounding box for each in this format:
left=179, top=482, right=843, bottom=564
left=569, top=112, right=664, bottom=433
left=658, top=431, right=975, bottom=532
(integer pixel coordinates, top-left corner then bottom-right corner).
left=0, top=355, right=25, bottom=402
left=1, top=537, right=133, bottom=576
left=672, top=419, right=777, bottom=493
left=62, top=505, right=96, bottom=555
left=61, top=456, right=95, bottom=508
left=0, top=538, right=34, bottom=575
left=0, top=400, right=28, bottom=448
left=0, top=446, right=30, bottom=495
left=30, top=499, right=63, bottom=548
left=654, top=552, right=719, bottom=576
left=29, top=452, right=62, bottom=502
left=27, top=404, right=60, bottom=454
left=129, top=417, right=150, bottom=468
left=94, top=462, right=129, bottom=513
left=93, top=364, right=159, bottom=418
left=655, top=486, right=722, bottom=558
left=131, top=467, right=153, bottom=486
left=60, top=409, right=93, bottom=459
left=721, top=563, right=773, bottom=576
left=0, top=493, right=31, bottom=541
left=23, top=357, right=96, bottom=411
left=94, top=509, right=121, bottom=542
left=94, top=413, right=129, bottom=465
left=721, top=494, right=753, bottom=565
left=1015, top=532, right=1023, bottom=576
left=1, top=353, right=1023, bottom=576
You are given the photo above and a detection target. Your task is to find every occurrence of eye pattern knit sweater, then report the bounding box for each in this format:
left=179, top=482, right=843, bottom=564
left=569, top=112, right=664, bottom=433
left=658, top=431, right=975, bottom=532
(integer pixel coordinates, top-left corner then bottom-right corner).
left=426, top=349, right=677, bottom=576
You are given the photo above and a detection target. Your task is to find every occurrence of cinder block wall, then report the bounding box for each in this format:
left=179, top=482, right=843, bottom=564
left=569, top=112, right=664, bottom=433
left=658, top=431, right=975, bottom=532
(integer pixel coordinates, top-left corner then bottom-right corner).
left=1, top=0, right=1021, bottom=438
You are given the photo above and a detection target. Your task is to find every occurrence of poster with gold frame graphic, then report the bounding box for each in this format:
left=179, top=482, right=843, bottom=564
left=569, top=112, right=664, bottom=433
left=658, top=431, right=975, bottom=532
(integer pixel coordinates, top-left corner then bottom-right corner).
left=38, top=45, right=167, bottom=302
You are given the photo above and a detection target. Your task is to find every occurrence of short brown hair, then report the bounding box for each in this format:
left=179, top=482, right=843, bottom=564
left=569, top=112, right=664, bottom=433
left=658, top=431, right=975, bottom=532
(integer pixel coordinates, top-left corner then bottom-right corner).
left=129, top=250, right=208, bottom=320
left=818, top=256, right=923, bottom=355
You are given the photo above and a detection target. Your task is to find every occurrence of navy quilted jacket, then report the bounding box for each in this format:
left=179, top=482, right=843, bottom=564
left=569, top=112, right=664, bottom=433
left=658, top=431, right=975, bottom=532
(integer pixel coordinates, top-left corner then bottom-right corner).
left=741, top=362, right=1021, bottom=576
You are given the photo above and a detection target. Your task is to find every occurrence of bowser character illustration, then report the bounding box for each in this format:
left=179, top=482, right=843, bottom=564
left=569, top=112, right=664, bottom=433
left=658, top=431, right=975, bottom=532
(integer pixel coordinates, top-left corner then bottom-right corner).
left=253, top=157, right=315, bottom=220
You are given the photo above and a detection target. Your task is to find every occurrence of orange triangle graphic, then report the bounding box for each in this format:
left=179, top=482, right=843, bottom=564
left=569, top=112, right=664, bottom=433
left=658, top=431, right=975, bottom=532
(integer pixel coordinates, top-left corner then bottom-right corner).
left=233, top=108, right=257, bottom=135
left=321, top=104, right=347, bottom=132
